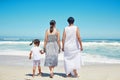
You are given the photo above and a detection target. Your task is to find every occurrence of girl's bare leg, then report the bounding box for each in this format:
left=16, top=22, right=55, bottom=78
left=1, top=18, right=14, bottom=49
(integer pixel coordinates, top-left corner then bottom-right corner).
left=38, top=66, right=42, bottom=75
left=33, top=66, right=36, bottom=77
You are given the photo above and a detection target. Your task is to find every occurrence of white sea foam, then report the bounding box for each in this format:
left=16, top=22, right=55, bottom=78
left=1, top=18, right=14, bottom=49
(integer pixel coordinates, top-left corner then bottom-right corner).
left=0, top=41, right=45, bottom=45
left=83, top=42, right=120, bottom=46
left=82, top=53, right=120, bottom=64
left=0, top=41, right=120, bottom=46
left=0, top=50, right=46, bottom=59
left=0, top=41, right=30, bottom=44
left=0, top=50, right=120, bottom=64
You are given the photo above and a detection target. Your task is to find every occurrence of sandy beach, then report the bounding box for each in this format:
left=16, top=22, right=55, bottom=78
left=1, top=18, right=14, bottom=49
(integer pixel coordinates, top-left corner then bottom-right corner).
left=0, top=55, right=120, bottom=80
left=0, top=64, right=120, bottom=80
left=1, top=0, right=120, bottom=79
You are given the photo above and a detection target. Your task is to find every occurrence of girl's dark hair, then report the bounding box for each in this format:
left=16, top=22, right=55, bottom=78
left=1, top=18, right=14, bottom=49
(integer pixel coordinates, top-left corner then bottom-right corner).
left=67, top=17, right=75, bottom=24
left=50, top=20, right=56, bottom=33
left=29, top=39, right=40, bottom=46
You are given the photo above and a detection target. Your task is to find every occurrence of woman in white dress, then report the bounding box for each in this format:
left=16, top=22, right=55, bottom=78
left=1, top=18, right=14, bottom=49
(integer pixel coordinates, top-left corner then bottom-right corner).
left=62, top=17, right=83, bottom=77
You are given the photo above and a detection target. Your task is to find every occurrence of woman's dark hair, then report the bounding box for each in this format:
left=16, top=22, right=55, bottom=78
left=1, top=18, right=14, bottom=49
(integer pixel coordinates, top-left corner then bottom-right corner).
left=29, top=39, right=40, bottom=46
left=67, top=17, right=75, bottom=24
left=50, top=20, right=56, bottom=33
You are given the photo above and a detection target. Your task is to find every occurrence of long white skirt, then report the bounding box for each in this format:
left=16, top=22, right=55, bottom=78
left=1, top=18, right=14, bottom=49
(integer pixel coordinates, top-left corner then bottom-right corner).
left=64, top=50, right=82, bottom=75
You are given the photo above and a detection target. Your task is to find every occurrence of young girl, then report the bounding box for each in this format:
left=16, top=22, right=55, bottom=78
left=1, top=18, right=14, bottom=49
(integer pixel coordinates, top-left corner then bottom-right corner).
left=29, top=39, right=44, bottom=77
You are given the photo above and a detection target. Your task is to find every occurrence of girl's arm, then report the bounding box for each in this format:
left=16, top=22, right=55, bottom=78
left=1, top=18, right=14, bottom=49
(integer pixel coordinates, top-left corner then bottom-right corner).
left=29, top=51, right=32, bottom=59
left=62, top=29, right=66, bottom=51
left=76, top=27, right=83, bottom=51
left=43, top=30, right=48, bottom=52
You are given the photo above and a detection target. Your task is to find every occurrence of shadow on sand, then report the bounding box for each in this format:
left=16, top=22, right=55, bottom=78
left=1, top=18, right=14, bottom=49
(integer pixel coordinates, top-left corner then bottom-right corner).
left=26, top=72, right=66, bottom=77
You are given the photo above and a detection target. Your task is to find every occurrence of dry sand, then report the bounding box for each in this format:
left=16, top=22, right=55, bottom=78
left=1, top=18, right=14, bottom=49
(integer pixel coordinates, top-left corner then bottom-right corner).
left=0, top=64, right=120, bottom=80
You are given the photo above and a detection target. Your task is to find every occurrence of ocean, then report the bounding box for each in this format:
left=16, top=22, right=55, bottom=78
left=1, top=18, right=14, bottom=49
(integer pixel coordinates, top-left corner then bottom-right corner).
left=0, top=37, right=120, bottom=64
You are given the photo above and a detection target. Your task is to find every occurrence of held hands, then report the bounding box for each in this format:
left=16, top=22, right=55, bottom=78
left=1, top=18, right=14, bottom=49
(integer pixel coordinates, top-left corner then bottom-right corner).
left=40, top=50, right=44, bottom=54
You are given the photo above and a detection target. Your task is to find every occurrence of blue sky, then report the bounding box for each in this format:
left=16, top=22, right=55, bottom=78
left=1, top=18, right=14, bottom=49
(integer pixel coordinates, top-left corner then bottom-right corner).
left=0, top=0, right=120, bottom=39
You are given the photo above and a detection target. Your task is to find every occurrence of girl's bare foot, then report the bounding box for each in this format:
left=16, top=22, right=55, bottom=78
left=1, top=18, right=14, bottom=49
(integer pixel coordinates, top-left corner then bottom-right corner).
left=37, top=72, right=43, bottom=76
left=32, top=74, right=35, bottom=78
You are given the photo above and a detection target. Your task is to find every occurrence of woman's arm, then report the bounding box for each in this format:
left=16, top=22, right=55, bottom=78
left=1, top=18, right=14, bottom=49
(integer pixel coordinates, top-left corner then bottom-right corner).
left=62, top=29, right=66, bottom=51
left=57, top=31, right=61, bottom=52
left=76, top=27, right=83, bottom=51
left=43, top=30, right=48, bottom=52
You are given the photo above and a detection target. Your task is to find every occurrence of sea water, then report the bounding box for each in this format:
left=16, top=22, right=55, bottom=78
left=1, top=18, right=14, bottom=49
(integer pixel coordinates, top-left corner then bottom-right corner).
left=0, top=38, right=120, bottom=64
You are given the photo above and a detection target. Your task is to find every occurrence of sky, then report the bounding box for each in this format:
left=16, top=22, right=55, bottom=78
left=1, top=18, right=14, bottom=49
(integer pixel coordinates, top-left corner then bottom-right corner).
left=0, top=0, right=120, bottom=39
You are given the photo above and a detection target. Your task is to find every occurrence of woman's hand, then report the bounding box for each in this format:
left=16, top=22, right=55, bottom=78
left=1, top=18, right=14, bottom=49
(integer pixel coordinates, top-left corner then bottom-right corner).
left=44, top=48, right=46, bottom=53
left=29, top=56, right=31, bottom=60
left=80, top=48, right=83, bottom=51
left=59, top=48, right=61, bottom=53
left=62, top=48, right=64, bottom=52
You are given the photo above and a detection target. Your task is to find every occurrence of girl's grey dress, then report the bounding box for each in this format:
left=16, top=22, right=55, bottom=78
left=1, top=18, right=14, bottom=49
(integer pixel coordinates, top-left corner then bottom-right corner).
left=44, top=34, right=59, bottom=66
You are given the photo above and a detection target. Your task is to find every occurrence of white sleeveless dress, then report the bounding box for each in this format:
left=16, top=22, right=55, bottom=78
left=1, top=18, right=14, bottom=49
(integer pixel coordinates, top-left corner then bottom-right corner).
left=64, top=26, right=82, bottom=75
